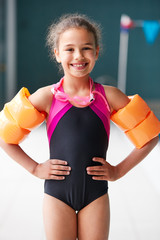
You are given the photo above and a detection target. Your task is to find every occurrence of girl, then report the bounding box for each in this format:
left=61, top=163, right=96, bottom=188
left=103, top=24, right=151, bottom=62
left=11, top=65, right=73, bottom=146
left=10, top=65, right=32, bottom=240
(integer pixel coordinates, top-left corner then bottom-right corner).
left=0, top=13, right=159, bottom=240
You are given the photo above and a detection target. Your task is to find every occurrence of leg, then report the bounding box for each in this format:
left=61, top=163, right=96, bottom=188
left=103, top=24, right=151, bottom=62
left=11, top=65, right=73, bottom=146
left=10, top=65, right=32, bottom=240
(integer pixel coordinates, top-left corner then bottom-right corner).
left=78, top=194, right=110, bottom=240
left=43, top=193, right=77, bottom=240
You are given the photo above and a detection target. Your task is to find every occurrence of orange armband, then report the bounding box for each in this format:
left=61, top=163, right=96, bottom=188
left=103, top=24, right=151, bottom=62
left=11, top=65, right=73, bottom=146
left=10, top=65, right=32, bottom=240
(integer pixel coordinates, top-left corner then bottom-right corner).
left=111, top=94, right=160, bottom=148
left=0, top=106, right=30, bottom=144
left=0, top=88, right=46, bottom=144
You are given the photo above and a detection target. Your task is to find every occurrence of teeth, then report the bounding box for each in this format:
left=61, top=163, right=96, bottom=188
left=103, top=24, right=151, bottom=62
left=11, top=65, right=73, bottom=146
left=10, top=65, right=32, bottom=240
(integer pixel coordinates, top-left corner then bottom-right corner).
left=73, top=64, right=86, bottom=67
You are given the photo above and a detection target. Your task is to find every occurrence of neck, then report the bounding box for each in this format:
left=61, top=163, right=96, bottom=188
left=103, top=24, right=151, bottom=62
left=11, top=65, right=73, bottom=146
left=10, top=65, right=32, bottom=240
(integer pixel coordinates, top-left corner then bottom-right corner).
left=63, top=75, right=90, bottom=92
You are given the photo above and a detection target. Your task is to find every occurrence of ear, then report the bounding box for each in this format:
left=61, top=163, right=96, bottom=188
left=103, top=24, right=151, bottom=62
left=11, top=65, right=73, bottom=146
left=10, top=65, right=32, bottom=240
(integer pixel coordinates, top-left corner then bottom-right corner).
left=95, top=46, right=100, bottom=60
left=54, top=48, right=61, bottom=63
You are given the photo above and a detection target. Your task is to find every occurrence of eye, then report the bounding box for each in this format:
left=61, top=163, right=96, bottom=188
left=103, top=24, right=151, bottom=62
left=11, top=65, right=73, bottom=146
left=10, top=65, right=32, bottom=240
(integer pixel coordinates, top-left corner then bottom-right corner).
left=66, top=48, right=74, bottom=52
left=83, top=47, right=92, bottom=50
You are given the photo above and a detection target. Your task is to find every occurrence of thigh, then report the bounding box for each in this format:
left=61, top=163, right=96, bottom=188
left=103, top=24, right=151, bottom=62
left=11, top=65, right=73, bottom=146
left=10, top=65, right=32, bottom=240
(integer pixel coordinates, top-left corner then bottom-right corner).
left=43, top=193, right=77, bottom=240
left=78, top=194, right=110, bottom=240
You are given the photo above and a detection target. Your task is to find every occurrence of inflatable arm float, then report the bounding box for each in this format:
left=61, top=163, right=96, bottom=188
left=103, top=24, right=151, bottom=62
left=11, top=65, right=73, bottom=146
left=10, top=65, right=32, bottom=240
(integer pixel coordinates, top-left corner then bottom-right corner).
left=0, top=88, right=46, bottom=144
left=111, top=94, right=160, bottom=148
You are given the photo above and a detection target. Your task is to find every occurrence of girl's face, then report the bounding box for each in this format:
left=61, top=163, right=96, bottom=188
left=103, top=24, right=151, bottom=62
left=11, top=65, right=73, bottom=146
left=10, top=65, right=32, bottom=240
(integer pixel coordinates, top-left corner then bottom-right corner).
left=54, top=27, right=99, bottom=81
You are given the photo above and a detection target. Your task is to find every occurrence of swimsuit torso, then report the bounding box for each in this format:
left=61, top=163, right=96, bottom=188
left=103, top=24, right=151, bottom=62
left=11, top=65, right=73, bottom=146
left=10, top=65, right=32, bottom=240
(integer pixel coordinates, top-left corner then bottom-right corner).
left=45, top=82, right=110, bottom=211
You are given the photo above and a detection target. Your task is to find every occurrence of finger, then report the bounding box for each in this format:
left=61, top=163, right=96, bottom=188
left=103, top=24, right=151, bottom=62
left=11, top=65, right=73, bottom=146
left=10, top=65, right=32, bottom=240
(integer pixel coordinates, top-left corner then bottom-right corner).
left=86, top=165, right=103, bottom=171
left=92, top=175, right=106, bottom=181
left=51, top=165, right=71, bottom=171
left=87, top=170, right=104, bottom=176
left=93, top=157, right=106, bottom=165
left=51, top=170, right=71, bottom=176
left=50, top=159, right=68, bottom=165
left=50, top=175, right=65, bottom=180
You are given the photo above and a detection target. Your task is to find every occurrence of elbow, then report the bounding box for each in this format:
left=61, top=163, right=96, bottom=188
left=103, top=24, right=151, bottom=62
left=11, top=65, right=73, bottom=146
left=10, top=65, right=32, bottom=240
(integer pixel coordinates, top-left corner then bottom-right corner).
left=152, top=135, right=159, bottom=146
left=0, top=137, right=7, bottom=148
left=143, top=135, right=159, bottom=150
left=0, top=137, right=18, bottom=150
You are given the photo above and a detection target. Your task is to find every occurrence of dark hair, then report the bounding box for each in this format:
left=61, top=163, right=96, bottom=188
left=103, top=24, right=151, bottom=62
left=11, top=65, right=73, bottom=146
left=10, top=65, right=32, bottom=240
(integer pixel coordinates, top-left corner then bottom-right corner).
left=46, top=13, right=102, bottom=61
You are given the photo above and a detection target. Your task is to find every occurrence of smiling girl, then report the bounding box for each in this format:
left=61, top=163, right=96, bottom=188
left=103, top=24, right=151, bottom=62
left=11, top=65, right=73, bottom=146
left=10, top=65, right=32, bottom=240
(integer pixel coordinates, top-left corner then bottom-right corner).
left=0, top=13, right=159, bottom=240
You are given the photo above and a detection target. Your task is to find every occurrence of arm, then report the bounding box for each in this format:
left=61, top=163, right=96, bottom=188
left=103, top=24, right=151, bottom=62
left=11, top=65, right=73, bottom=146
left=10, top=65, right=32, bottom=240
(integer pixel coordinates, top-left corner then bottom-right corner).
left=87, top=136, right=158, bottom=181
left=0, top=86, right=71, bottom=179
left=0, top=137, right=38, bottom=174
left=87, top=86, right=159, bottom=181
left=115, top=135, right=159, bottom=179
left=0, top=137, right=70, bottom=180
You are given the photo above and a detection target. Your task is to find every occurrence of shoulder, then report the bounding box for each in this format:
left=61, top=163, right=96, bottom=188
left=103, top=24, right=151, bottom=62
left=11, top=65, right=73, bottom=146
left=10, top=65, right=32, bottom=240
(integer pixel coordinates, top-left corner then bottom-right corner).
left=102, top=85, right=130, bottom=113
left=28, top=85, right=53, bottom=114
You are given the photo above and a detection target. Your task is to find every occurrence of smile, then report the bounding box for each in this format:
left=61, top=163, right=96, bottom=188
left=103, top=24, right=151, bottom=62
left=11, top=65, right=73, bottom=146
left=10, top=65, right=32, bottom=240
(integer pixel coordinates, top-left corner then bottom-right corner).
left=72, top=63, right=86, bottom=67
left=71, top=63, right=88, bottom=70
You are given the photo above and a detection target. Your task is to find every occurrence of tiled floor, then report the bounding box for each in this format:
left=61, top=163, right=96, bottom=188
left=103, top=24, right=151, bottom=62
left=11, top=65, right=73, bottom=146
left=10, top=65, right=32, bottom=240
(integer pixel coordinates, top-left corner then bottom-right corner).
left=0, top=124, right=160, bottom=240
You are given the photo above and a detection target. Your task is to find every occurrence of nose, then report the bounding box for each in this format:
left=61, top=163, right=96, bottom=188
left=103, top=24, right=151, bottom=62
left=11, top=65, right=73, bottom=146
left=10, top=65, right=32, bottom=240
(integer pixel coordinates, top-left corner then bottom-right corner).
left=74, top=49, right=84, bottom=60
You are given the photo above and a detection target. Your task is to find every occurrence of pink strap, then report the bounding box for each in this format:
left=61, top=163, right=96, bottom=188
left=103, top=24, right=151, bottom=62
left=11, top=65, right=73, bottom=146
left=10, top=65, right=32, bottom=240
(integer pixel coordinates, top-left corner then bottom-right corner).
left=92, top=90, right=110, bottom=109
left=91, top=83, right=110, bottom=138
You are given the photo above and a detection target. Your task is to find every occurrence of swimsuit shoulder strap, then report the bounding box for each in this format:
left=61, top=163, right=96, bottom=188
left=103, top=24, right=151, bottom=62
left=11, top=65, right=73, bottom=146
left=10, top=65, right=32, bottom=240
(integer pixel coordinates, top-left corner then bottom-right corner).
left=89, top=82, right=111, bottom=138
left=94, top=82, right=111, bottom=114
left=47, top=81, right=70, bottom=131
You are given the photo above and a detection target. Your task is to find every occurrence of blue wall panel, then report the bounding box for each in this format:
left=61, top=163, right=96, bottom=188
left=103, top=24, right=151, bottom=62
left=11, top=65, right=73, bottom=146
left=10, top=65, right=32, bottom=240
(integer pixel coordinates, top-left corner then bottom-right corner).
left=17, top=0, right=160, bottom=100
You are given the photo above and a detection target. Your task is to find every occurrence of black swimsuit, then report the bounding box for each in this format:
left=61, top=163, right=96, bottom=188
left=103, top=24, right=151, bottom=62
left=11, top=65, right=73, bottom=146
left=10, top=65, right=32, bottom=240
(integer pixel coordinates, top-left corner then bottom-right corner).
left=45, top=82, right=110, bottom=211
